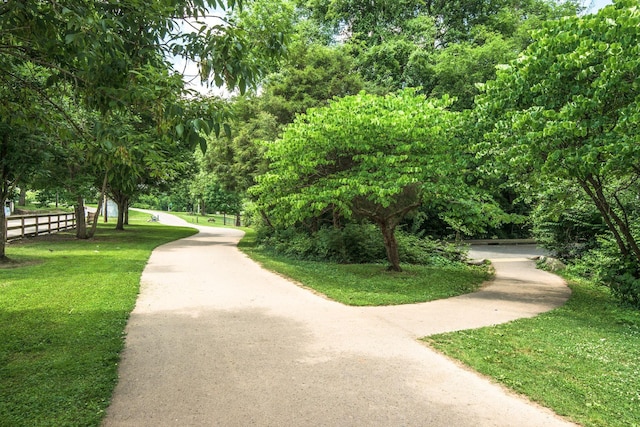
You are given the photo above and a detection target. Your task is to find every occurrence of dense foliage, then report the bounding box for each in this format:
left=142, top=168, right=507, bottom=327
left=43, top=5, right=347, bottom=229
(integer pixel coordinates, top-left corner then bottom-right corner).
left=0, top=0, right=291, bottom=257
left=477, top=0, right=640, bottom=306
left=257, top=223, right=466, bottom=266
left=251, top=90, right=498, bottom=270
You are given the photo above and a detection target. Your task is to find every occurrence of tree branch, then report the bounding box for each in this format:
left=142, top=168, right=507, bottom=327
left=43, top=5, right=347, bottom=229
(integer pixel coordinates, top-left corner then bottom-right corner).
left=4, top=69, right=90, bottom=140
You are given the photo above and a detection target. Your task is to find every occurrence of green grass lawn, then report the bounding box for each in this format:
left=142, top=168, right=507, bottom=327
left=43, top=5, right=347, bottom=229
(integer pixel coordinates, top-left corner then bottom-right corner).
left=166, top=211, right=242, bottom=228
left=0, top=211, right=196, bottom=426
left=425, top=276, right=640, bottom=427
left=242, top=228, right=640, bottom=425
left=5, top=211, right=636, bottom=427
left=238, top=228, right=492, bottom=306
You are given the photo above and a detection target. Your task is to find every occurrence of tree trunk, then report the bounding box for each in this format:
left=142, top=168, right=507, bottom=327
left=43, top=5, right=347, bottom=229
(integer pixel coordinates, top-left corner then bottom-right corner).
left=379, top=221, right=402, bottom=272
left=581, top=177, right=640, bottom=265
left=0, top=133, right=9, bottom=260
left=115, top=196, right=128, bottom=231
left=75, top=195, right=88, bottom=239
left=103, top=194, right=108, bottom=223
left=0, top=194, right=7, bottom=261
left=124, top=205, right=129, bottom=225
left=235, top=213, right=241, bottom=227
left=332, top=206, right=341, bottom=229
left=18, top=187, right=26, bottom=206
left=88, top=171, right=109, bottom=238
left=260, top=210, right=273, bottom=229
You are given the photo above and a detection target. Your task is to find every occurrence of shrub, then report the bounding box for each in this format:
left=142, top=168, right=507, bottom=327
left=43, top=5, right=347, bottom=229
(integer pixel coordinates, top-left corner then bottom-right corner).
left=568, top=238, right=640, bottom=309
left=317, top=224, right=387, bottom=263
left=256, top=223, right=466, bottom=266
left=397, top=232, right=466, bottom=267
left=531, top=200, right=605, bottom=262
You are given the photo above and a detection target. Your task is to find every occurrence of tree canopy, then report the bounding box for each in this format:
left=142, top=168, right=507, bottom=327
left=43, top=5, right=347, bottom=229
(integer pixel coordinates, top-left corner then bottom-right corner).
left=252, top=90, right=464, bottom=271
left=0, top=0, right=293, bottom=259
left=476, top=0, right=640, bottom=304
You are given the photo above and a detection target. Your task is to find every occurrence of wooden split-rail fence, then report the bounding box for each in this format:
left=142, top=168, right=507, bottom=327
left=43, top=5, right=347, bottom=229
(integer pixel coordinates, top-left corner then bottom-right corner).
left=4, top=212, right=77, bottom=242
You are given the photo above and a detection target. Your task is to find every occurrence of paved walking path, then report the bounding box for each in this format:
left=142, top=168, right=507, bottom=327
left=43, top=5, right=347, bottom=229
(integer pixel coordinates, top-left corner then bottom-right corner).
left=102, top=212, right=575, bottom=426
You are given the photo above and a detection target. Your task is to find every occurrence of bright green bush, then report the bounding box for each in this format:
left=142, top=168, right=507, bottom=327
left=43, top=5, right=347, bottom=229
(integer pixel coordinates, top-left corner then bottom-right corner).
left=256, top=223, right=466, bottom=266
left=531, top=189, right=606, bottom=262
left=568, top=238, right=640, bottom=309
left=397, top=232, right=466, bottom=267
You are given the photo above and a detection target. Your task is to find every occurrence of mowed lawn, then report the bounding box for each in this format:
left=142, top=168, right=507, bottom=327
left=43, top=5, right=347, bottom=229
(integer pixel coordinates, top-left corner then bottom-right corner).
left=5, top=210, right=638, bottom=427
left=426, top=277, right=640, bottom=427
left=0, top=212, right=196, bottom=426
left=237, top=228, right=492, bottom=306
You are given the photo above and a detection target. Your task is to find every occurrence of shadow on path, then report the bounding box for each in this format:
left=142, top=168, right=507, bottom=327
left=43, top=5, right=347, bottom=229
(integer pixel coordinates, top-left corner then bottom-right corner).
left=103, top=211, right=575, bottom=427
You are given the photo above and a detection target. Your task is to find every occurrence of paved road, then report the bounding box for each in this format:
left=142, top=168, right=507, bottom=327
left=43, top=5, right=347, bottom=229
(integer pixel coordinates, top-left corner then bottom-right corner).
left=103, top=213, right=575, bottom=427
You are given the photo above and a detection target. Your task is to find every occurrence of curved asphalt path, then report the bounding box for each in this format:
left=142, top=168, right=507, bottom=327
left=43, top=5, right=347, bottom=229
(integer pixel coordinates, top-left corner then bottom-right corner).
left=102, top=212, right=575, bottom=426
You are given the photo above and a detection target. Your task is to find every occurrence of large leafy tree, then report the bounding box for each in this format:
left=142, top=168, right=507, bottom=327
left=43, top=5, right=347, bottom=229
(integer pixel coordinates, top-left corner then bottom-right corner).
left=261, top=43, right=365, bottom=124
left=476, top=0, right=640, bottom=298
left=29, top=91, right=101, bottom=239
left=301, top=0, right=581, bottom=106
left=305, top=0, right=581, bottom=46
left=0, top=0, right=290, bottom=105
left=0, top=63, right=63, bottom=259
left=252, top=90, right=464, bottom=271
left=205, top=43, right=364, bottom=198
left=205, top=97, right=280, bottom=194
left=419, top=28, right=519, bottom=110
left=0, top=0, right=291, bottom=152
left=308, top=0, right=428, bottom=45
left=0, top=0, right=291, bottom=250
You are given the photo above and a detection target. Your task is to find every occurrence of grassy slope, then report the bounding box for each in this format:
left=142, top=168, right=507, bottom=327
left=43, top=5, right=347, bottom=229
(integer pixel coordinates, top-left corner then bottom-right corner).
left=238, top=228, right=491, bottom=306
left=0, top=211, right=196, bottom=426
left=168, top=211, right=241, bottom=228
left=426, top=277, right=640, bottom=427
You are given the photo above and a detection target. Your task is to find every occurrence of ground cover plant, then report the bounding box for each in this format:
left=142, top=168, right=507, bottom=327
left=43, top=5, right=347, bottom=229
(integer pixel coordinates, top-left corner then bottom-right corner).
left=238, top=229, right=491, bottom=306
left=425, top=275, right=640, bottom=427
left=0, top=211, right=196, bottom=426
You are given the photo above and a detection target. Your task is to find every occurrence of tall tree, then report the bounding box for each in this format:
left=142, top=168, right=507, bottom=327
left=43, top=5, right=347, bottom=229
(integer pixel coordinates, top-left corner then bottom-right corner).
left=476, top=0, right=640, bottom=301
left=252, top=90, right=465, bottom=271
left=206, top=43, right=364, bottom=198
left=261, top=43, right=365, bottom=124
left=205, top=98, right=280, bottom=194
left=0, top=0, right=292, bottom=246
left=300, top=0, right=582, bottom=105
left=0, top=63, right=58, bottom=259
